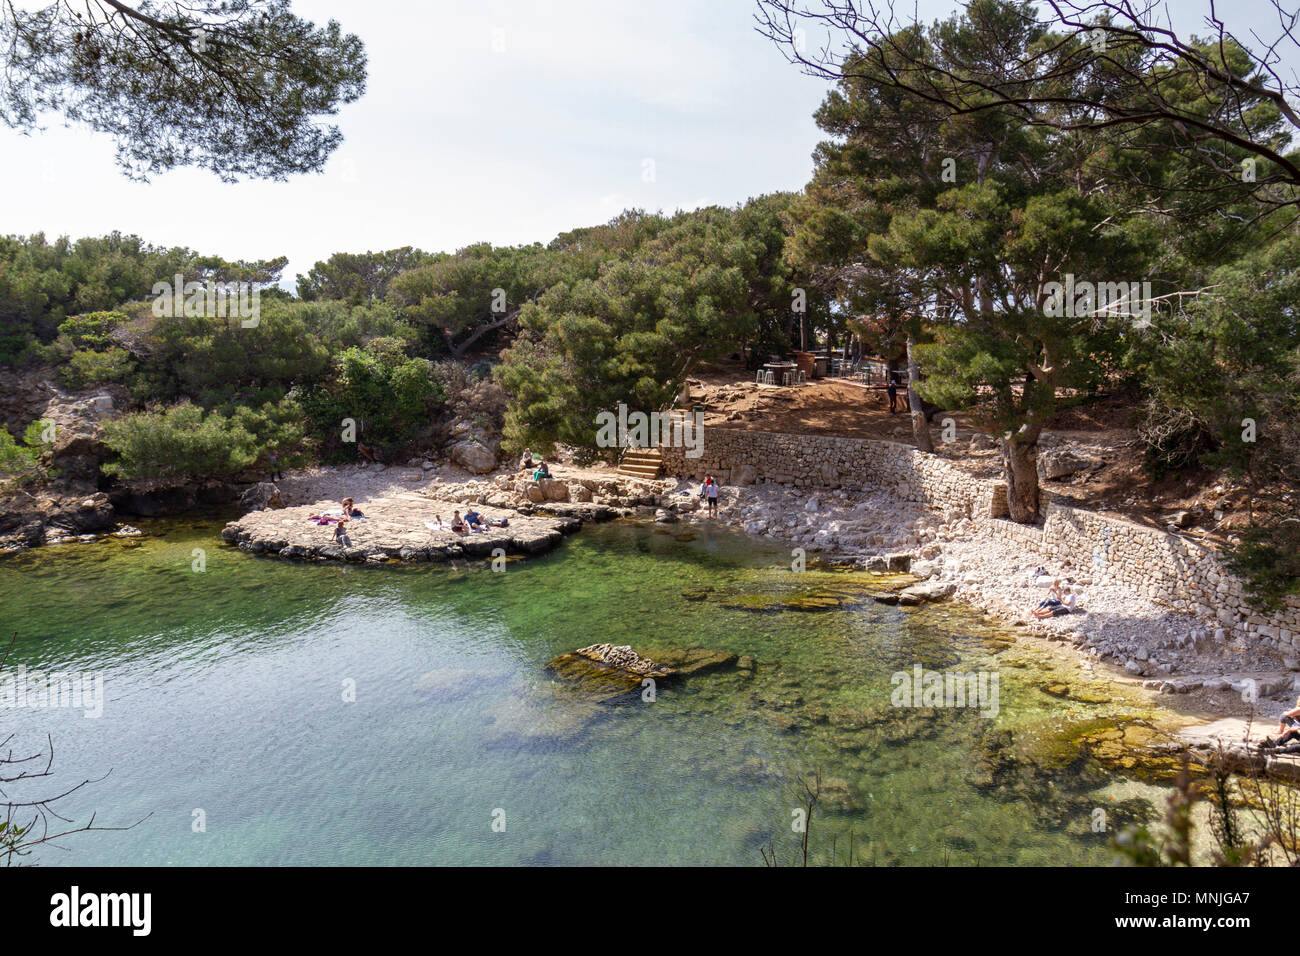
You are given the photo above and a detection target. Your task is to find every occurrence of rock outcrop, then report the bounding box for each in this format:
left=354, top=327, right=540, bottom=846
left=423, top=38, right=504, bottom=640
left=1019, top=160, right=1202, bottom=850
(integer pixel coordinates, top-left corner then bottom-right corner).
left=221, top=493, right=579, bottom=564
left=239, top=482, right=284, bottom=513
left=449, top=438, right=498, bottom=474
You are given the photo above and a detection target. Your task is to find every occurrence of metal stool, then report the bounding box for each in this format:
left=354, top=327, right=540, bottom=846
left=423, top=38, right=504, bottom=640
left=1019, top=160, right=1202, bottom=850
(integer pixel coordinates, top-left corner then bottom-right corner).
left=762, top=371, right=774, bottom=385
left=796, top=370, right=806, bottom=385
left=782, top=371, right=793, bottom=387
left=755, top=369, right=765, bottom=384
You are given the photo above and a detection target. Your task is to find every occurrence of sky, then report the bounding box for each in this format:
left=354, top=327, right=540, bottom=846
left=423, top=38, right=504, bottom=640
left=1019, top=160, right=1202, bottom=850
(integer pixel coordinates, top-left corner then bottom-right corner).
left=2, top=0, right=1296, bottom=288
left=1, top=0, right=837, bottom=286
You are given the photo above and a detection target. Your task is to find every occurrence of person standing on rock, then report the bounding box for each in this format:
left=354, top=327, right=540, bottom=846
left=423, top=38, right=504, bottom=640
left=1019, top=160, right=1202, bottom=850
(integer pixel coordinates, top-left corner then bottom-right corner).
left=267, top=449, right=283, bottom=482
left=701, top=475, right=719, bottom=517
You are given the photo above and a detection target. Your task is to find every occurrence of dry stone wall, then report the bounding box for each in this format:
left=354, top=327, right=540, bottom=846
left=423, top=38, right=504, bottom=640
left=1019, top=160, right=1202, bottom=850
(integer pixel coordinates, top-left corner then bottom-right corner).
left=660, top=426, right=995, bottom=519
left=660, top=426, right=1300, bottom=643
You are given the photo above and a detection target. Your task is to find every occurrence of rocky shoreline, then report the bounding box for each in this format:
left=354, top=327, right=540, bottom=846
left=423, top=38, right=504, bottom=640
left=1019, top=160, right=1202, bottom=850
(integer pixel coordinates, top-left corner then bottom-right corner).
left=9, top=448, right=1295, bottom=773
left=661, top=476, right=1299, bottom=771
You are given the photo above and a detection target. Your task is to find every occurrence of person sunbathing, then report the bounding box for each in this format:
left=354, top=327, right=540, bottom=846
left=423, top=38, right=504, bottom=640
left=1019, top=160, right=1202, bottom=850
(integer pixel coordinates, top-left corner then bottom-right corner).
left=341, top=497, right=365, bottom=518
left=425, top=514, right=447, bottom=531
left=450, top=510, right=468, bottom=534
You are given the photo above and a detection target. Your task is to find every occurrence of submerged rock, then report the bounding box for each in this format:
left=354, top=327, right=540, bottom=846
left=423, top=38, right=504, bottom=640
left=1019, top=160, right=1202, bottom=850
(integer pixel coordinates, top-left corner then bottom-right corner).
left=546, top=643, right=676, bottom=702
left=637, top=646, right=739, bottom=677
left=546, top=643, right=740, bottom=701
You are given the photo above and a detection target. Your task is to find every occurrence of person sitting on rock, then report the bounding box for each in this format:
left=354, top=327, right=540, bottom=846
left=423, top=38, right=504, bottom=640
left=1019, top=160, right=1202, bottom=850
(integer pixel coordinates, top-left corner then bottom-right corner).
left=1031, top=579, right=1066, bottom=618
left=450, top=510, right=468, bottom=534
left=1264, top=696, right=1300, bottom=749
left=520, top=448, right=534, bottom=470
left=341, top=497, right=365, bottom=518
left=533, top=460, right=551, bottom=481
left=464, top=508, right=487, bottom=531
left=427, top=514, right=447, bottom=531
left=1041, top=588, right=1079, bottom=617
left=333, top=518, right=353, bottom=548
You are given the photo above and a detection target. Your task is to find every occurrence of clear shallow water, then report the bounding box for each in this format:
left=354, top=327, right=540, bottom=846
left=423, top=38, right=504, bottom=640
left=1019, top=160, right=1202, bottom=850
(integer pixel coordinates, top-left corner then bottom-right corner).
left=0, top=516, right=1159, bottom=865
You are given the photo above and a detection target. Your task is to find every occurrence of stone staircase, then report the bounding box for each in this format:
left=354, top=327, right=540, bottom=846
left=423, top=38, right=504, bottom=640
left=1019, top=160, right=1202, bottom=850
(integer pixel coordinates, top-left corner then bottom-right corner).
left=618, top=447, right=663, bottom=480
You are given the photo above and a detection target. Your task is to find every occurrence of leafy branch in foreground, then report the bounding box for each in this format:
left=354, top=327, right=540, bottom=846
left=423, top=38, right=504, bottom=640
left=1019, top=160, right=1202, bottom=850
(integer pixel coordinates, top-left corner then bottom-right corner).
left=756, top=0, right=1300, bottom=218
left=0, top=0, right=367, bottom=180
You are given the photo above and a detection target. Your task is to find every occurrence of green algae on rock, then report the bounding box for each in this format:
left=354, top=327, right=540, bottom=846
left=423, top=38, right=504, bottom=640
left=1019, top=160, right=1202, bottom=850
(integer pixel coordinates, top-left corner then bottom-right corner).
left=545, top=643, right=741, bottom=702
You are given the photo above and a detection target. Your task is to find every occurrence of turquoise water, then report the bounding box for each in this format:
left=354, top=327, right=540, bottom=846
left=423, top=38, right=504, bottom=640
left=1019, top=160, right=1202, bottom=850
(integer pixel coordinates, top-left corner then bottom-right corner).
left=0, top=516, right=1159, bottom=865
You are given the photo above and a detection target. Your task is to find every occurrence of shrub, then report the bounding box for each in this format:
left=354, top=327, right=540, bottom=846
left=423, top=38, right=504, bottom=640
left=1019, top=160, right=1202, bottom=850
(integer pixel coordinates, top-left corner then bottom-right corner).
left=101, top=403, right=259, bottom=480
left=56, top=311, right=126, bottom=349
left=298, top=339, right=444, bottom=455
left=434, top=361, right=507, bottom=432
left=0, top=427, right=36, bottom=474
left=59, top=347, right=133, bottom=388
left=1137, top=401, right=1215, bottom=479
left=1222, top=520, right=1300, bottom=612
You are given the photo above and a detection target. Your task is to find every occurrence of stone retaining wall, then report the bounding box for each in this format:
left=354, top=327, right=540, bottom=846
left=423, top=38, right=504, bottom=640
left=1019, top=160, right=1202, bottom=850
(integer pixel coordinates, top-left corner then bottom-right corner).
left=660, top=426, right=999, bottom=519
left=660, top=426, right=1300, bottom=645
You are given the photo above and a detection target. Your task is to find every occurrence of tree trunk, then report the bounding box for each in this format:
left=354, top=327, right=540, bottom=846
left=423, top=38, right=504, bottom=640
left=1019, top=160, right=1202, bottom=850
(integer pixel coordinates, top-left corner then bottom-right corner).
left=1001, top=435, right=1040, bottom=523
left=906, top=334, right=933, bottom=453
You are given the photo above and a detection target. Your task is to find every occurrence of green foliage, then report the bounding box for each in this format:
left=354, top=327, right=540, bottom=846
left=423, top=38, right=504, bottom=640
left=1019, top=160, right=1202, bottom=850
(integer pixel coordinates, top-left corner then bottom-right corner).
left=389, top=242, right=561, bottom=358
left=297, top=248, right=431, bottom=304
left=101, top=403, right=261, bottom=481
left=296, top=339, right=443, bottom=455
left=496, top=205, right=771, bottom=455
left=0, top=233, right=193, bottom=347
left=0, top=1, right=367, bottom=181
left=1222, top=522, right=1300, bottom=612
left=0, top=427, right=36, bottom=474
left=134, top=304, right=331, bottom=407
left=1135, top=235, right=1300, bottom=607
left=22, top=418, right=54, bottom=453
left=60, top=347, right=133, bottom=389
left=0, top=232, right=289, bottom=362
left=56, top=310, right=126, bottom=348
